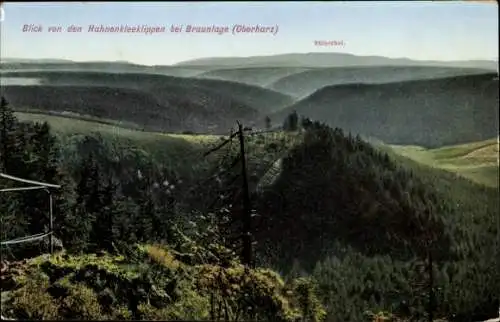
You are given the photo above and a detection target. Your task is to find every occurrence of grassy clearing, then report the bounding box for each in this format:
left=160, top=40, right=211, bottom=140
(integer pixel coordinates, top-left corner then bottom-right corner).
left=391, top=138, right=499, bottom=187
left=429, top=138, right=498, bottom=160
left=15, top=112, right=221, bottom=144
left=14, top=112, right=227, bottom=174
left=15, top=112, right=298, bottom=150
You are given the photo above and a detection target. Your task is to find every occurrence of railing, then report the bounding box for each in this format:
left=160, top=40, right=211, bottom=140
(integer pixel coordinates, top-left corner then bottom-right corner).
left=0, top=231, right=53, bottom=246
left=0, top=173, right=61, bottom=321
left=0, top=173, right=60, bottom=253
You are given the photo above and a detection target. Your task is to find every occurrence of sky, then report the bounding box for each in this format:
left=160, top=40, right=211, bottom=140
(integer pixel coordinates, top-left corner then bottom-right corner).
left=0, top=1, right=498, bottom=65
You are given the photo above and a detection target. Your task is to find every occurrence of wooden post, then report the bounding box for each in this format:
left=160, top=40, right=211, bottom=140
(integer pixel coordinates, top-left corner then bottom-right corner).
left=49, top=191, right=53, bottom=254
left=427, top=243, right=434, bottom=322
left=237, top=122, right=253, bottom=268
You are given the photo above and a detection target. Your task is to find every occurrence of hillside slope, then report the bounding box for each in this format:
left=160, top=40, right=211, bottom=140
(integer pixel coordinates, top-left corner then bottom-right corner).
left=272, top=73, right=499, bottom=147
left=1, top=71, right=294, bottom=132
left=391, top=138, right=499, bottom=187
left=196, top=67, right=312, bottom=87
left=1, top=71, right=293, bottom=114
left=252, top=122, right=498, bottom=321
left=268, top=66, right=494, bottom=98
left=2, top=85, right=260, bottom=133
left=14, top=111, right=300, bottom=188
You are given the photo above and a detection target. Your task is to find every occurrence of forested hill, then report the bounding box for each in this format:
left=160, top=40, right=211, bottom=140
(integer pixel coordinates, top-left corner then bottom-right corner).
left=0, top=71, right=294, bottom=114
left=0, top=97, right=498, bottom=321
left=272, top=73, right=499, bottom=148
left=0, top=71, right=293, bottom=133
left=253, top=120, right=498, bottom=321
left=267, top=66, right=493, bottom=98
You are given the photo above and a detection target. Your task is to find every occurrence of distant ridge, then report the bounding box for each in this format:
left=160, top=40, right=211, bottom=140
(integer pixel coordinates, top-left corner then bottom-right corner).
left=0, top=58, right=75, bottom=64
left=2, top=53, right=498, bottom=70
left=173, top=52, right=499, bottom=70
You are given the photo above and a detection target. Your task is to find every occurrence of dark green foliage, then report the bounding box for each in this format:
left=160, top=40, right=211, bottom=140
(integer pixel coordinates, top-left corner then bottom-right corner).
left=265, top=116, right=272, bottom=130
left=2, top=244, right=326, bottom=321
left=283, top=110, right=299, bottom=131
left=257, top=121, right=453, bottom=265
left=0, top=98, right=65, bottom=258
left=0, top=97, right=181, bottom=258
left=0, top=96, right=18, bottom=173
left=300, top=116, right=313, bottom=129
left=310, top=248, right=499, bottom=321
left=252, top=120, right=498, bottom=321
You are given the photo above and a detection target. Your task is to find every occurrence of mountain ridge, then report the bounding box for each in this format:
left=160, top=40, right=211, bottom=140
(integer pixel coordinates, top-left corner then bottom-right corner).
left=174, top=52, right=499, bottom=70
left=2, top=52, right=498, bottom=70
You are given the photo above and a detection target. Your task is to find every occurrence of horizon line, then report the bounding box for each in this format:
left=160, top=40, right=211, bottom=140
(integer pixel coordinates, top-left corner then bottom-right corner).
left=1, top=51, right=498, bottom=67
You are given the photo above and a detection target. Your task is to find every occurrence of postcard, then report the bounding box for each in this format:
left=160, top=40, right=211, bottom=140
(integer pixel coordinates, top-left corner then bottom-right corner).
left=0, top=2, right=498, bottom=321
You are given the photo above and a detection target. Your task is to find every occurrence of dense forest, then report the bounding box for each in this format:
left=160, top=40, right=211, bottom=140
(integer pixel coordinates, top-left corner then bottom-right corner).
left=0, top=97, right=498, bottom=321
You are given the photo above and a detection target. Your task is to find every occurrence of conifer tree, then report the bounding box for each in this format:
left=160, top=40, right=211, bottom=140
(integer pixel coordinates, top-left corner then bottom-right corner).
left=0, top=97, right=18, bottom=173
left=283, top=110, right=299, bottom=131
left=265, top=116, right=272, bottom=130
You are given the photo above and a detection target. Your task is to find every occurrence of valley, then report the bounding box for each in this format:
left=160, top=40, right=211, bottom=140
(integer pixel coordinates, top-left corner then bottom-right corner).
left=1, top=50, right=498, bottom=322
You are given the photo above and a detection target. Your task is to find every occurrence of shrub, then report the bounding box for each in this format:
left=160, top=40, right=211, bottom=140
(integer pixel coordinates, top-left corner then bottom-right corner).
left=9, top=272, right=59, bottom=320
